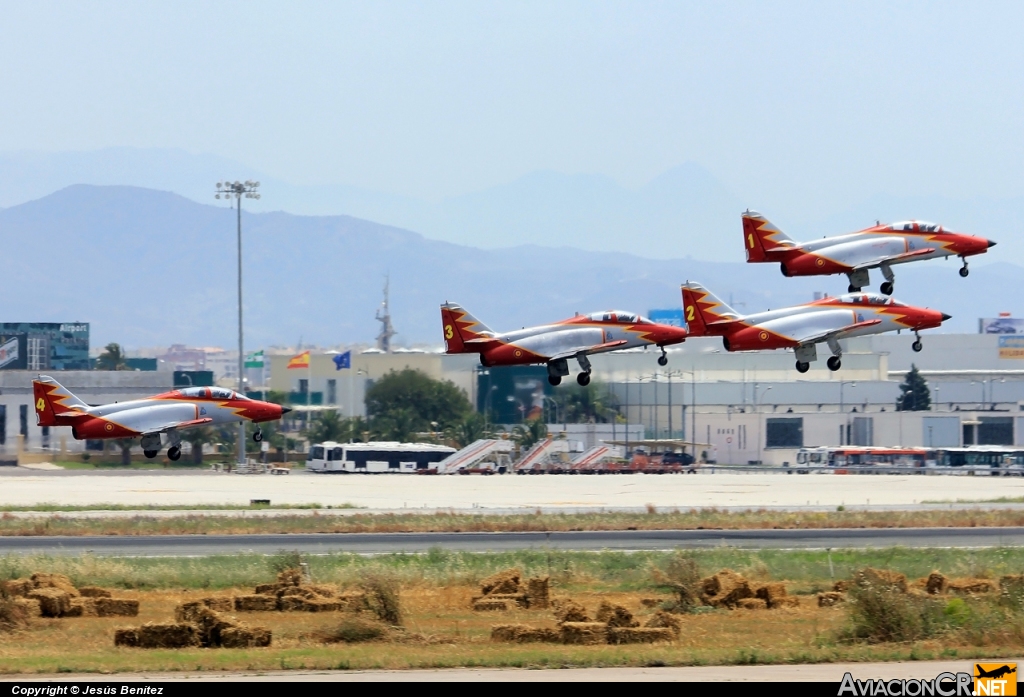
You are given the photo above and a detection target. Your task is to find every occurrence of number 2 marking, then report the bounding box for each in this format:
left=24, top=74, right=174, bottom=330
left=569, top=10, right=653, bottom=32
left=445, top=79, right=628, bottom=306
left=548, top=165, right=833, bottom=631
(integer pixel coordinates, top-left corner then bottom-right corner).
left=36, top=397, right=45, bottom=412
left=444, top=324, right=454, bottom=340
left=686, top=306, right=695, bottom=322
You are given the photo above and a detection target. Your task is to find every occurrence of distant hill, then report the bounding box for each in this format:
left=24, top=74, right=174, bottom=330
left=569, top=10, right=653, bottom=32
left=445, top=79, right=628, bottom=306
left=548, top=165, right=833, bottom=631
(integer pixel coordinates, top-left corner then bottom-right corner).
left=0, top=185, right=1018, bottom=348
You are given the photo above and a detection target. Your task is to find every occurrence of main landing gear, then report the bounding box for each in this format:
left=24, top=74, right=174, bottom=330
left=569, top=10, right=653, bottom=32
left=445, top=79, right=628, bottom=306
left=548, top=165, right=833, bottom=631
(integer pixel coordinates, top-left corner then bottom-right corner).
left=795, top=361, right=810, bottom=373
left=167, top=446, right=181, bottom=461
left=879, top=264, right=895, bottom=296
left=657, top=346, right=668, bottom=367
left=827, top=356, right=842, bottom=371
left=846, top=269, right=870, bottom=294
left=576, top=354, right=592, bottom=386
left=826, top=337, right=842, bottom=372
left=144, top=449, right=158, bottom=459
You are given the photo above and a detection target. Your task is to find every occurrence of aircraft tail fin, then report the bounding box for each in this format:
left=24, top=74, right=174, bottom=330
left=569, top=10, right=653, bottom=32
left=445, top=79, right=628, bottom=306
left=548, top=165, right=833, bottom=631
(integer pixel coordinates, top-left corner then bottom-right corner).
left=743, top=210, right=796, bottom=262
left=682, top=282, right=742, bottom=336
left=441, top=303, right=495, bottom=354
left=33, top=375, right=88, bottom=426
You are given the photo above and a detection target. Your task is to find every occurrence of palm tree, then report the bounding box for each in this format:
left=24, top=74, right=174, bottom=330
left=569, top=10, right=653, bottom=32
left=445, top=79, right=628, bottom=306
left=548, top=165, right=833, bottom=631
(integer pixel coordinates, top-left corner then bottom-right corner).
left=371, top=407, right=420, bottom=442
left=96, top=343, right=129, bottom=371
left=303, top=410, right=347, bottom=443
left=445, top=412, right=493, bottom=448
left=512, top=417, right=548, bottom=451
left=112, top=438, right=134, bottom=466
left=181, top=426, right=217, bottom=465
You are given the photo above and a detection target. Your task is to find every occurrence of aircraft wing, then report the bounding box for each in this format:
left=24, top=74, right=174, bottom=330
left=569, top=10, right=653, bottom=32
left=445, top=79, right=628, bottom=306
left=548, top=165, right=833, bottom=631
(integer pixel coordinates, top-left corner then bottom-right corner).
left=141, top=417, right=214, bottom=436
left=852, top=248, right=933, bottom=270
left=548, top=339, right=628, bottom=361
left=797, top=319, right=882, bottom=346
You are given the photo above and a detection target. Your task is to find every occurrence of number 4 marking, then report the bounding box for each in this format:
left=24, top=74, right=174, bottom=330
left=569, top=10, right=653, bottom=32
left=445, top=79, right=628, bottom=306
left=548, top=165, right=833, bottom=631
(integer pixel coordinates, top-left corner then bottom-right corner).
left=36, top=397, right=45, bottom=412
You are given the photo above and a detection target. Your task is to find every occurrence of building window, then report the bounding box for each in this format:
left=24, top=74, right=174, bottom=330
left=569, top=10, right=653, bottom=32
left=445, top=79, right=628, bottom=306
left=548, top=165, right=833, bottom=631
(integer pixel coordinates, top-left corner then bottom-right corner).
left=766, top=417, right=803, bottom=448
left=27, top=336, right=47, bottom=371
left=327, top=379, right=337, bottom=405
left=852, top=417, right=873, bottom=446
left=979, top=417, right=1014, bottom=446
left=0, top=405, right=6, bottom=445
left=19, top=404, right=28, bottom=439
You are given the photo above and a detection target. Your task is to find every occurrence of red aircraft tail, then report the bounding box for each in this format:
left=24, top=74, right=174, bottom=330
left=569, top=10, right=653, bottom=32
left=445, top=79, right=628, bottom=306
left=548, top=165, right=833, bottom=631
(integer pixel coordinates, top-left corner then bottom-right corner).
left=681, top=282, right=742, bottom=337
left=33, top=375, right=88, bottom=427
left=742, top=210, right=796, bottom=262
left=440, top=303, right=494, bottom=354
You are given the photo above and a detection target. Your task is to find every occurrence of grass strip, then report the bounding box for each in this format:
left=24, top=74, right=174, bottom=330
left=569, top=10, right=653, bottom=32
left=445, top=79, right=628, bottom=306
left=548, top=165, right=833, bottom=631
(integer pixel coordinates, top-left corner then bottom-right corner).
left=0, top=503, right=357, bottom=512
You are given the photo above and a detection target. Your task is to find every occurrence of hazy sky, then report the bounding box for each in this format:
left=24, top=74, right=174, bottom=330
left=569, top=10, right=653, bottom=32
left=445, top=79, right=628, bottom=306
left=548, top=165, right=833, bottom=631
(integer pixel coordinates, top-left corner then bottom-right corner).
left=1, top=1, right=1022, bottom=217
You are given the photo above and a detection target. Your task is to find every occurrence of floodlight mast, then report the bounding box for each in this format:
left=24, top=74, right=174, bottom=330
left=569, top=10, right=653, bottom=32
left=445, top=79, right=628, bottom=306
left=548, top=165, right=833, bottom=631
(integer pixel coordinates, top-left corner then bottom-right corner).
left=215, top=180, right=261, bottom=467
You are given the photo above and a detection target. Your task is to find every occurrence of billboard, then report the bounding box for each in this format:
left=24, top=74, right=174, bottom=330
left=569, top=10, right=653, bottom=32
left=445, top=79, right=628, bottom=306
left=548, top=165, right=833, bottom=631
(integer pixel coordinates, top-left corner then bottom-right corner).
left=648, top=309, right=685, bottom=327
left=980, top=317, right=1024, bottom=334
left=0, top=336, right=22, bottom=370
left=0, top=323, right=90, bottom=371
left=998, top=336, right=1024, bottom=360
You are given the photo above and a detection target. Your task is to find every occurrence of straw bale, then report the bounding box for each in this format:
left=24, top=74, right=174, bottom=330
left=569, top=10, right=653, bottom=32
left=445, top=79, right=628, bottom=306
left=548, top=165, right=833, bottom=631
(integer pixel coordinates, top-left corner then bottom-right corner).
left=700, top=570, right=753, bottom=608
left=472, top=599, right=511, bottom=612
left=336, top=591, right=367, bottom=612
left=137, top=622, right=200, bottom=649
left=948, top=579, right=995, bottom=595
left=925, top=572, right=947, bottom=595
left=302, top=599, right=341, bottom=612
left=175, top=601, right=212, bottom=624
left=2, top=579, right=32, bottom=597
left=172, top=605, right=236, bottom=646
left=552, top=599, right=590, bottom=624
left=480, top=567, right=521, bottom=596
left=78, top=586, right=112, bottom=599
left=27, top=588, right=71, bottom=617
left=559, top=622, right=607, bottom=645
left=771, top=596, right=801, bottom=609
left=482, top=593, right=528, bottom=608
left=639, top=598, right=662, bottom=608
left=643, top=611, right=681, bottom=637
left=525, top=576, right=550, bottom=609
left=68, top=598, right=97, bottom=617
left=113, top=628, right=139, bottom=647
left=595, top=601, right=638, bottom=628
left=95, top=598, right=139, bottom=617
left=254, top=583, right=281, bottom=596
left=220, top=625, right=272, bottom=648
left=13, top=598, right=41, bottom=617
left=607, top=627, right=675, bottom=644
left=201, top=597, right=235, bottom=613
left=817, top=592, right=845, bottom=607
left=30, top=573, right=79, bottom=597
left=754, top=582, right=788, bottom=608
left=234, top=594, right=279, bottom=612
left=736, top=598, right=767, bottom=610
left=854, top=568, right=907, bottom=593
left=306, top=584, right=337, bottom=598
left=833, top=580, right=851, bottom=593
left=490, top=623, right=558, bottom=643
left=277, top=568, right=303, bottom=587
left=279, top=586, right=319, bottom=599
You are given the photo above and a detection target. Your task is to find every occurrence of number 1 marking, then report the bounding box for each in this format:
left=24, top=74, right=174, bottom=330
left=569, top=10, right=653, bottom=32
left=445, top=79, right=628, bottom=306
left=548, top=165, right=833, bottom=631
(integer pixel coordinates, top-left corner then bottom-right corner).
left=748, top=233, right=755, bottom=249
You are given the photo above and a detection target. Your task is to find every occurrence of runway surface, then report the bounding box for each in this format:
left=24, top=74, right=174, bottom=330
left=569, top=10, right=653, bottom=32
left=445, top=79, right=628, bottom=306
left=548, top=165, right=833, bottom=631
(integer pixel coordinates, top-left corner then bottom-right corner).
left=4, top=526, right=1024, bottom=556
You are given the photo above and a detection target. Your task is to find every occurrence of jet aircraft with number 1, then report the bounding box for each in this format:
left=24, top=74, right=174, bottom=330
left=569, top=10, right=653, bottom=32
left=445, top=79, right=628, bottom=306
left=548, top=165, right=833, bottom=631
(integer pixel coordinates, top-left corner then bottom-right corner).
left=742, top=210, right=995, bottom=294
left=33, top=375, right=290, bottom=461
left=681, top=282, right=950, bottom=373
left=441, top=303, right=689, bottom=386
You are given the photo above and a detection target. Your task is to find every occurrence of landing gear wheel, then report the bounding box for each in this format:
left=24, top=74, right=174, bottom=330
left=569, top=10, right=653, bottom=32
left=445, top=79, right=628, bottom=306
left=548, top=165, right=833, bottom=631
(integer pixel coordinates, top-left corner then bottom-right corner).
left=827, top=356, right=842, bottom=371
left=167, top=446, right=181, bottom=462
left=143, top=449, right=158, bottom=459
left=547, top=375, right=561, bottom=386
left=795, top=361, right=810, bottom=374
left=880, top=281, right=894, bottom=296
left=657, top=354, right=668, bottom=367
left=253, top=430, right=263, bottom=443
left=576, top=371, right=591, bottom=387
left=848, top=284, right=861, bottom=293
left=959, top=266, right=969, bottom=278
left=912, top=340, right=923, bottom=353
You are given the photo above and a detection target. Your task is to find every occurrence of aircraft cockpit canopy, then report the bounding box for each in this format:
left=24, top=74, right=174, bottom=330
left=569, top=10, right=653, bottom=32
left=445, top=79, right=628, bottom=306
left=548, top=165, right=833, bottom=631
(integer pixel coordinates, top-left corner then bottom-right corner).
left=587, top=311, right=652, bottom=324
left=174, top=386, right=248, bottom=400
left=889, top=220, right=942, bottom=233
left=839, top=293, right=904, bottom=306
left=177, top=387, right=209, bottom=399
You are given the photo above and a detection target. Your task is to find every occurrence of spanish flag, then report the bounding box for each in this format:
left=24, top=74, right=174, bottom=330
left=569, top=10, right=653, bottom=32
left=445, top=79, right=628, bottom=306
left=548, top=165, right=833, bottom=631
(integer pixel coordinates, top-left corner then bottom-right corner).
left=287, top=350, right=310, bottom=370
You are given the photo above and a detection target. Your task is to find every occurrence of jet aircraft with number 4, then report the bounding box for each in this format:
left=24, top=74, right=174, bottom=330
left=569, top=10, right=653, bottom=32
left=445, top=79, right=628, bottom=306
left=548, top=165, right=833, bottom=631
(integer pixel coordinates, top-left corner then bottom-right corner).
left=32, top=375, right=290, bottom=461
left=441, top=303, right=689, bottom=386
left=742, top=210, right=995, bottom=294
left=681, top=282, right=950, bottom=373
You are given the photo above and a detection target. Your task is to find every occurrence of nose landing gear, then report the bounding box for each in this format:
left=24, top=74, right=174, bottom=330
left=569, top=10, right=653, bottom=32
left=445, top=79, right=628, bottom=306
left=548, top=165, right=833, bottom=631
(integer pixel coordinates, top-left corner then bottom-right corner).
left=657, top=347, right=668, bottom=367
left=912, top=331, right=923, bottom=353
left=253, top=429, right=263, bottom=443
left=959, top=257, right=970, bottom=277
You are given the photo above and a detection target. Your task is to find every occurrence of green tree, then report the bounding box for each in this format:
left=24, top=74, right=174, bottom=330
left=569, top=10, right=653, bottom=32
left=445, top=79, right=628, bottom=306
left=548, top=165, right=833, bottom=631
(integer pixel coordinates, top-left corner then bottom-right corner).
left=112, top=438, right=134, bottom=466
left=554, top=382, right=619, bottom=423
left=896, top=364, right=931, bottom=411
left=181, top=426, right=217, bottom=465
left=512, top=417, right=548, bottom=450
left=95, top=343, right=129, bottom=371
left=445, top=412, right=494, bottom=448
left=371, top=407, right=421, bottom=443
left=365, top=369, right=471, bottom=435
left=304, top=410, right=347, bottom=443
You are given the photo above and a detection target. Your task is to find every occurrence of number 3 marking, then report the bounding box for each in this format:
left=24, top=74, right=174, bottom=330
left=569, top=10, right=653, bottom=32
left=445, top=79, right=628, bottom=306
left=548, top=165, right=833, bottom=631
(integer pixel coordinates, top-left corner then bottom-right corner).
left=36, top=397, right=45, bottom=412
left=686, top=306, right=695, bottom=322
left=444, top=324, right=454, bottom=340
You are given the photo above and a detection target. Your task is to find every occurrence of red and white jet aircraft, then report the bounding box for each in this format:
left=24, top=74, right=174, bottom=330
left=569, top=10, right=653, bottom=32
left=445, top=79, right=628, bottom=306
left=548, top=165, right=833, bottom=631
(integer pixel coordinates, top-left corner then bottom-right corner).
left=681, top=282, right=950, bottom=373
left=441, top=303, right=689, bottom=386
left=33, top=376, right=290, bottom=460
left=742, top=211, right=995, bottom=294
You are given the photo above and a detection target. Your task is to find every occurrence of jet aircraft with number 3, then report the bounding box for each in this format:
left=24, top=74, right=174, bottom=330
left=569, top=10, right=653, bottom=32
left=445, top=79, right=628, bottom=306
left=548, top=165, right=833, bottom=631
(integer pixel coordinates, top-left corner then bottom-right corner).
left=742, top=210, right=995, bottom=294
left=681, top=282, right=951, bottom=373
left=441, top=303, right=689, bottom=386
left=32, top=375, right=289, bottom=461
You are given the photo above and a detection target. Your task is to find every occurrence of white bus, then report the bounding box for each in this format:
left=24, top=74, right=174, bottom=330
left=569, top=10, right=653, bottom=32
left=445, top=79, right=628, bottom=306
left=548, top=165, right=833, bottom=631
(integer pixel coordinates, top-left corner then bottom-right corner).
left=305, top=441, right=456, bottom=474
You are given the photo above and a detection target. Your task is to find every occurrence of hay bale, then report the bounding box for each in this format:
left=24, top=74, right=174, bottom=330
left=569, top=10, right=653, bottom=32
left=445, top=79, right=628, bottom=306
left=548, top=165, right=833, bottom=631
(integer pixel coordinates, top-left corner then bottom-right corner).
left=336, top=591, right=367, bottom=612
left=68, top=598, right=97, bottom=617
left=201, top=597, right=235, bottom=613
left=643, top=610, right=682, bottom=637
left=595, top=601, right=639, bottom=628
left=113, top=628, right=139, bottom=647
left=639, top=598, right=662, bottom=608
left=833, top=580, right=851, bottom=593
left=559, top=621, right=607, bottom=645
left=234, top=594, right=279, bottom=612
left=607, top=627, right=675, bottom=644
left=78, top=586, right=112, bottom=599
left=948, top=578, right=995, bottom=595
left=306, top=583, right=337, bottom=598
left=854, top=568, right=908, bottom=593
left=483, top=593, right=529, bottom=608
left=754, top=582, right=788, bottom=608
left=525, top=576, right=550, bottom=609
left=254, top=583, right=281, bottom=596
left=30, top=573, right=79, bottom=597
left=137, top=622, right=200, bottom=649
left=553, top=599, right=590, bottom=624
left=173, top=605, right=236, bottom=647
left=700, top=570, right=753, bottom=608
left=736, top=598, right=767, bottom=610
left=95, top=598, right=139, bottom=617
left=472, top=599, right=511, bottom=612
left=276, top=568, right=303, bottom=587
left=480, top=567, right=521, bottom=596
left=2, top=579, right=32, bottom=597
left=220, top=625, right=272, bottom=648
left=817, top=592, right=845, bottom=607
left=279, top=586, right=318, bottom=599
left=13, top=598, right=41, bottom=617
left=27, top=588, right=71, bottom=617
left=924, top=572, right=947, bottom=595
left=175, top=601, right=208, bottom=623
left=771, top=596, right=801, bottom=609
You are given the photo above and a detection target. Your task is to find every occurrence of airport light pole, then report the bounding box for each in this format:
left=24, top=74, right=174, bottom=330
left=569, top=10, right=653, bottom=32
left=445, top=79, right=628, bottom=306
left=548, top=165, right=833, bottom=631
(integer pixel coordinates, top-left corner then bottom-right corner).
left=215, top=180, right=260, bottom=466
left=755, top=385, right=772, bottom=465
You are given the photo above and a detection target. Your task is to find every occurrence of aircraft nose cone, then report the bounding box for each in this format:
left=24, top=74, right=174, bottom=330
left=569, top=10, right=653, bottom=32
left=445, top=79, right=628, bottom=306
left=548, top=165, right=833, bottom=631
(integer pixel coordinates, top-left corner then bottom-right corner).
left=941, top=313, right=952, bottom=322
left=281, top=407, right=292, bottom=415
left=988, top=239, right=997, bottom=248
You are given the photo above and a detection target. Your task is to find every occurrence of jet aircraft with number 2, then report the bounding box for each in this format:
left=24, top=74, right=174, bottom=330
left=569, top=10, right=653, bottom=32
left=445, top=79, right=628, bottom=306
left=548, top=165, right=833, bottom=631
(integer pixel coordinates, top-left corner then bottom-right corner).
left=441, top=303, right=689, bottom=386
